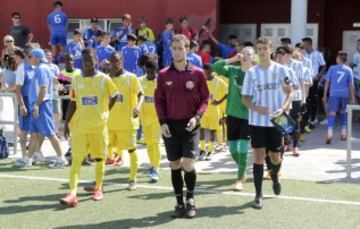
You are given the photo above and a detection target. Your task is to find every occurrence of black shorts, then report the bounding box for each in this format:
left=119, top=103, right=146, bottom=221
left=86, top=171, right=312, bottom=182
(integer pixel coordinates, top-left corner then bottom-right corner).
left=250, top=126, right=283, bottom=152
left=226, top=116, right=250, bottom=141
left=163, top=120, right=199, bottom=161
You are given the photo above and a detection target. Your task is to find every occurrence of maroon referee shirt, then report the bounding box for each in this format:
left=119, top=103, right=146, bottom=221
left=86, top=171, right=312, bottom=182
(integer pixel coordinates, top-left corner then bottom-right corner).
left=155, top=63, right=209, bottom=124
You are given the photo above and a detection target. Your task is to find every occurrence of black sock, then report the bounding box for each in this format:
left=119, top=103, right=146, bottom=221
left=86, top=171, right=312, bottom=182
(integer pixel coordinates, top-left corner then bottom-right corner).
left=184, top=169, right=197, bottom=200
left=293, top=130, right=299, bottom=148
left=171, top=169, right=184, bottom=205
left=271, top=161, right=282, bottom=182
left=265, top=154, right=272, bottom=171
left=253, top=164, right=263, bottom=197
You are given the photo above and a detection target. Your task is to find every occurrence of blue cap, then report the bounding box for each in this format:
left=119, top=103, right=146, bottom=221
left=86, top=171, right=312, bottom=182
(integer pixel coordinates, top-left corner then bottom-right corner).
left=30, top=48, right=48, bottom=63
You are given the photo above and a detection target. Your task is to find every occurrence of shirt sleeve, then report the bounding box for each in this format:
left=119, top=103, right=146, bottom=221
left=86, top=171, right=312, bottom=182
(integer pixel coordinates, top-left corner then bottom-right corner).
left=105, top=77, right=119, bottom=98
left=132, top=76, right=143, bottom=95
left=241, top=71, right=253, bottom=96
left=15, top=63, right=25, bottom=86
left=348, top=69, right=354, bottom=86
left=154, top=72, right=168, bottom=124
left=148, top=28, right=155, bottom=42
left=37, top=68, right=47, bottom=87
left=212, top=60, right=231, bottom=79
left=197, top=70, right=210, bottom=117
left=318, top=52, right=326, bottom=66
left=326, top=67, right=333, bottom=81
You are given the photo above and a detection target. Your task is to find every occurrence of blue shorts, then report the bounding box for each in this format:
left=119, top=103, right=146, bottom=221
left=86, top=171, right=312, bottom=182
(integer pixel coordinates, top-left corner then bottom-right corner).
left=19, top=97, right=31, bottom=132
left=29, top=101, right=55, bottom=137
left=328, top=97, right=348, bottom=112
left=50, top=32, right=67, bottom=47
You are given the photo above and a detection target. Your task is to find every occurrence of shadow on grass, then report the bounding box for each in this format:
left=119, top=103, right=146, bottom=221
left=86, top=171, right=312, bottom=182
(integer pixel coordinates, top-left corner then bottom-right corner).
left=54, top=201, right=254, bottom=229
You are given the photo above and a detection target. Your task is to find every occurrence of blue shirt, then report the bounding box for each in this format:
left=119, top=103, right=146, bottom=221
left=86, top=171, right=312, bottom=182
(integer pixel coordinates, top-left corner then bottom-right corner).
left=65, top=42, right=84, bottom=69
left=83, top=28, right=101, bottom=48
left=187, top=52, right=203, bottom=68
left=22, top=61, right=34, bottom=97
left=162, top=30, right=173, bottom=67
left=96, top=45, right=115, bottom=72
left=28, top=63, right=54, bottom=111
left=218, top=43, right=236, bottom=59
left=326, top=64, right=354, bottom=97
left=140, top=41, right=157, bottom=55
left=121, top=45, right=142, bottom=76
left=47, top=11, right=68, bottom=34
left=110, top=27, right=136, bottom=50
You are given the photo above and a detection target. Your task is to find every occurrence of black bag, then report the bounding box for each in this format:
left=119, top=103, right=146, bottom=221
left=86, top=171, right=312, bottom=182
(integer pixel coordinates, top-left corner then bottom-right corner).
left=0, top=129, right=9, bottom=159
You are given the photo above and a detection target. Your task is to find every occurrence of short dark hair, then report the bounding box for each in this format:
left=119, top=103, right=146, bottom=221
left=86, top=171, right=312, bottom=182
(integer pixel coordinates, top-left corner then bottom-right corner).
left=165, top=18, right=174, bottom=25
left=11, top=12, right=21, bottom=18
left=203, top=63, right=213, bottom=71
left=14, top=49, right=25, bottom=59
left=275, top=46, right=287, bottom=56
left=228, top=34, right=238, bottom=40
left=280, top=37, right=292, bottom=45
left=138, top=35, right=148, bottom=42
left=127, top=33, right=137, bottom=41
left=82, top=47, right=95, bottom=57
left=53, top=1, right=63, bottom=7
left=73, top=29, right=81, bottom=35
left=90, top=17, right=98, bottom=24
left=100, top=31, right=109, bottom=37
left=145, top=60, right=158, bottom=71
left=241, top=41, right=254, bottom=47
left=283, top=45, right=293, bottom=54
left=64, top=53, right=74, bottom=60
left=179, top=16, right=187, bottom=23
left=256, top=37, right=272, bottom=47
left=337, top=50, right=347, bottom=63
left=295, top=42, right=304, bottom=49
left=110, top=51, right=124, bottom=61
left=200, top=40, right=211, bottom=50
left=302, top=37, right=313, bottom=44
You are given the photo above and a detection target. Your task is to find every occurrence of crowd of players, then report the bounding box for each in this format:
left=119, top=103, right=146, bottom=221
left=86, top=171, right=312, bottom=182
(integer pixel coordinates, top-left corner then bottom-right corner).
left=0, top=0, right=358, bottom=216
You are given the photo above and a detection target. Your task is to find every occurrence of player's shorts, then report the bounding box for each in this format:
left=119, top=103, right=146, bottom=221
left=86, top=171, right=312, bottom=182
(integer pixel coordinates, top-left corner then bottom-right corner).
left=29, top=101, right=55, bottom=137
left=200, top=115, right=219, bottom=130
left=72, top=128, right=108, bottom=161
left=19, top=96, right=31, bottom=132
left=163, top=119, right=199, bottom=161
left=226, top=115, right=250, bottom=141
left=328, top=97, right=348, bottom=112
left=52, top=99, right=61, bottom=115
left=143, top=123, right=161, bottom=145
left=250, top=126, right=282, bottom=152
left=50, top=32, right=67, bottom=46
left=109, top=129, right=137, bottom=150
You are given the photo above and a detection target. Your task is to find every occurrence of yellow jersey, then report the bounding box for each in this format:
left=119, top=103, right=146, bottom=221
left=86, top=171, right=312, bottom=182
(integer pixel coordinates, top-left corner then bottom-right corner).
left=108, top=71, right=143, bottom=131
left=70, top=72, right=118, bottom=133
left=137, top=27, right=155, bottom=44
left=203, top=76, right=228, bottom=119
left=140, top=76, right=158, bottom=126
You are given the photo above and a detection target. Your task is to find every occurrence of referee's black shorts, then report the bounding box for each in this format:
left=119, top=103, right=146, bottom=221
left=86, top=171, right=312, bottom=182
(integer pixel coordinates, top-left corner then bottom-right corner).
left=163, top=119, right=199, bottom=162
left=250, top=126, right=283, bottom=152
left=226, top=115, right=250, bottom=141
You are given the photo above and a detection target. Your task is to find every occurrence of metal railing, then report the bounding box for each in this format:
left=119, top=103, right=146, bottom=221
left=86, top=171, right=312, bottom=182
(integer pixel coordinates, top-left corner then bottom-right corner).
left=0, top=92, right=18, bottom=154
left=346, top=104, right=360, bottom=178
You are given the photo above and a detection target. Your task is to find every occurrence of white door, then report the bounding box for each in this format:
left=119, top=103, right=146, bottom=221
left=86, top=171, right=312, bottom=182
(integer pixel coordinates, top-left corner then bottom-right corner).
left=342, top=31, right=360, bottom=64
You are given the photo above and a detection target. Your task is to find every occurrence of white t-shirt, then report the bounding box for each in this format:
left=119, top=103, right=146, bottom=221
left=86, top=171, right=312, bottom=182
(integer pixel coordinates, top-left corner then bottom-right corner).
left=15, top=62, right=25, bottom=86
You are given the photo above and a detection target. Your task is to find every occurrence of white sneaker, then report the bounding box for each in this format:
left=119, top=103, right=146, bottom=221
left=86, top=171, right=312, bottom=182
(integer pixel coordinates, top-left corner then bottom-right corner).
left=127, top=181, right=137, bottom=191
left=320, top=119, right=328, bottom=125
left=14, top=158, right=32, bottom=168
left=48, top=158, right=68, bottom=169
left=33, top=151, right=45, bottom=163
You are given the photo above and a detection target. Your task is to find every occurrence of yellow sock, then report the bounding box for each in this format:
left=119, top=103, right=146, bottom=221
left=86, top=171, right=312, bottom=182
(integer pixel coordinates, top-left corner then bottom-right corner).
left=129, top=151, right=138, bottom=182
left=69, top=156, right=82, bottom=196
left=200, top=140, right=206, bottom=151
left=117, top=148, right=123, bottom=158
left=209, top=141, right=214, bottom=154
left=95, top=160, right=105, bottom=190
left=108, top=147, right=115, bottom=159
left=150, top=143, right=161, bottom=171
left=147, top=144, right=155, bottom=167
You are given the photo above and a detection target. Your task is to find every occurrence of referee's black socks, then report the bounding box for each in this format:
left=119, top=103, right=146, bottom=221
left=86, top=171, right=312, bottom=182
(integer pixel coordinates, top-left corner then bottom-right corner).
left=253, top=164, right=264, bottom=197
left=171, top=169, right=184, bottom=206
left=184, top=169, right=197, bottom=200
left=270, top=161, right=282, bottom=182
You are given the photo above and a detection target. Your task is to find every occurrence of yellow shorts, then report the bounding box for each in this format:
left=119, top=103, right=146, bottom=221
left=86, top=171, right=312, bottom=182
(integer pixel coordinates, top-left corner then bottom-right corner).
left=71, top=129, right=108, bottom=160
left=143, top=123, right=161, bottom=145
left=109, top=129, right=137, bottom=150
left=200, top=116, right=219, bottom=130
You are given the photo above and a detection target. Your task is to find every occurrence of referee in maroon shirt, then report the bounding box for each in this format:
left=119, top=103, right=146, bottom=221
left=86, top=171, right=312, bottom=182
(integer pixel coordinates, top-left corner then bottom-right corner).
left=155, top=34, right=209, bottom=218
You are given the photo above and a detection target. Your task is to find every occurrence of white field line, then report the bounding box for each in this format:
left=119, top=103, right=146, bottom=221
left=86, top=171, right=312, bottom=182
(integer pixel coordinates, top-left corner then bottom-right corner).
left=1, top=174, right=360, bottom=207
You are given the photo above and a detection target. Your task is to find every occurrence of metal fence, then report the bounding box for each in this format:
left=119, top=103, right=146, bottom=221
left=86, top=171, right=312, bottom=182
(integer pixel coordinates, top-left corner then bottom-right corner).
left=346, top=104, right=360, bottom=178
